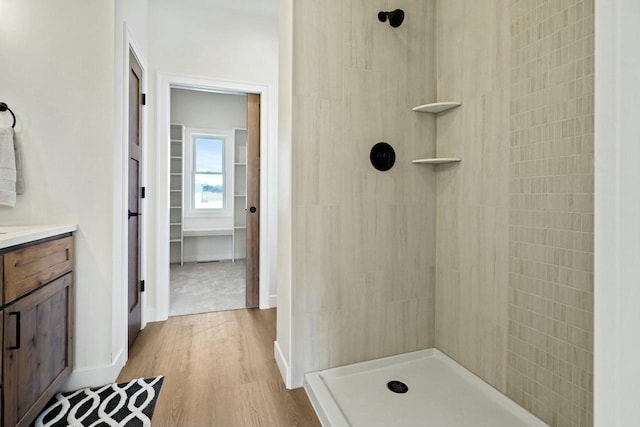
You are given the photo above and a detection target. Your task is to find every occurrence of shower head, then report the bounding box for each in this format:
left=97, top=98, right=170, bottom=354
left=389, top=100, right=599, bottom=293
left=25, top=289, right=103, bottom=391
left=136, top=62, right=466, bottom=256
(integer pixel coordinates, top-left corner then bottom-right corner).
left=378, top=9, right=405, bottom=28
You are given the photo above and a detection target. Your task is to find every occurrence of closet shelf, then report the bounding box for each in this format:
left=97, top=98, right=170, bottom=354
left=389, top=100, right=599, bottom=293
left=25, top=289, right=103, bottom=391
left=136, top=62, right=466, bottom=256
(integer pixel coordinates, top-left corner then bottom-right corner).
left=412, top=102, right=461, bottom=114
left=232, top=128, right=248, bottom=262
left=169, top=123, right=185, bottom=265
left=412, top=157, right=462, bottom=165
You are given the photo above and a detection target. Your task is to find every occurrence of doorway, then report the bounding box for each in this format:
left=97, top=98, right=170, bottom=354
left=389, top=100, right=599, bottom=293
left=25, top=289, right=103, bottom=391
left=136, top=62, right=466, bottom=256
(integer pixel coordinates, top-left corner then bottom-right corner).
left=155, top=74, right=271, bottom=321
left=167, top=88, right=260, bottom=317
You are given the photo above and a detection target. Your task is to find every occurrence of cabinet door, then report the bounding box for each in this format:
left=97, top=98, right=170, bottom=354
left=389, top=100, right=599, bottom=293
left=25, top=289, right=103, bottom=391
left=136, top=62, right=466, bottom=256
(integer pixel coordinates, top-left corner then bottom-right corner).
left=1, top=308, right=3, bottom=423
left=3, top=273, right=73, bottom=427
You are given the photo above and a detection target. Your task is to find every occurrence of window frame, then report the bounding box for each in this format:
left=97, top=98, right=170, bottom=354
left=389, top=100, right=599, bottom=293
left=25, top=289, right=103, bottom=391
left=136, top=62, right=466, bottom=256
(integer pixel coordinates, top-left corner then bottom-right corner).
left=184, top=128, right=234, bottom=218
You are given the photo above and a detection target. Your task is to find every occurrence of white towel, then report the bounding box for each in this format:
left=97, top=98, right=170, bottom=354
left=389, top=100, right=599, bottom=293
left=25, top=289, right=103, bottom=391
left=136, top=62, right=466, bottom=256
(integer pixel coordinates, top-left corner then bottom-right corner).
left=0, top=128, right=17, bottom=207
left=14, top=133, right=24, bottom=194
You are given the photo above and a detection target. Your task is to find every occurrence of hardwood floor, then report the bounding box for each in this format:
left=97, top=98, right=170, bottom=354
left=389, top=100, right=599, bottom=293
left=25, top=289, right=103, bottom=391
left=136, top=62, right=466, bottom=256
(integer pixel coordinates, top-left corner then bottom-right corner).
left=117, top=308, right=321, bottom=427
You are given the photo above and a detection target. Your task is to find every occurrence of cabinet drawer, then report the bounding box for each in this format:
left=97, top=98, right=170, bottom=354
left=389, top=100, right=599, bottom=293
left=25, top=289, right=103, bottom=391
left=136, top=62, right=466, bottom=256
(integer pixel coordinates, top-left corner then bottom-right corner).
left=4, top=236, right=73, bottom=304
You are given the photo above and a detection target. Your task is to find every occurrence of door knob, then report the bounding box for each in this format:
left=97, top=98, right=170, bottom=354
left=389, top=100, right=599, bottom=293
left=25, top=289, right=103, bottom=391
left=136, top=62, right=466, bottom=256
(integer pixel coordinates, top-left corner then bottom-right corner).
left=249, top=206, right=257, bottom=213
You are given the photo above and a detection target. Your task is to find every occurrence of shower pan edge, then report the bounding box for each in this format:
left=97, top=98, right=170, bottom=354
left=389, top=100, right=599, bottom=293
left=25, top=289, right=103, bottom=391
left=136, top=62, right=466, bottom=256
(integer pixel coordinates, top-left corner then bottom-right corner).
left=305, top=372, right=351, bottom=427
left=304, top=348, right=549, bottom=427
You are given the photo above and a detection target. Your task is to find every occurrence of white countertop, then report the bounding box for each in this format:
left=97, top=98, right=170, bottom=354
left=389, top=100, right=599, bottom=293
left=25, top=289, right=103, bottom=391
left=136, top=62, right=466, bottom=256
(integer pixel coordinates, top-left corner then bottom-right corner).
left=0, top=225, right=78, bottom=250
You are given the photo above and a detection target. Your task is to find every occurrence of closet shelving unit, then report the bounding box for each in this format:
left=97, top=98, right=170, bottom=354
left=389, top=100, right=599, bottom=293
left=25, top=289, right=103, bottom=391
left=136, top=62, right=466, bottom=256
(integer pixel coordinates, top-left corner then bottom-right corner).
left=232, top=128, right=247, bottom=262
left=412, top=101, right=462, bottom=165
left=169, top=123, right=185, bottom=265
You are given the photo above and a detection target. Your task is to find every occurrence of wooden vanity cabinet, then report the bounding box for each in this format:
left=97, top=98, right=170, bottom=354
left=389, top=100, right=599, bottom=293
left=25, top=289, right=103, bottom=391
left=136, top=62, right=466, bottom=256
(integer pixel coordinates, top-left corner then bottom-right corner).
left=1, top=234, right=74, bottom=427
left=0, top=307, right=3, bottom=423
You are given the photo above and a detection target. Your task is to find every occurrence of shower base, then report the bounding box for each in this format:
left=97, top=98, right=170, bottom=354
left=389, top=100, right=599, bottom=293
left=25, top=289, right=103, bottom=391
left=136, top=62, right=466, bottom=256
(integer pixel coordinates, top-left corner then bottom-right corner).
left=304, top=349, right=548, bottom=427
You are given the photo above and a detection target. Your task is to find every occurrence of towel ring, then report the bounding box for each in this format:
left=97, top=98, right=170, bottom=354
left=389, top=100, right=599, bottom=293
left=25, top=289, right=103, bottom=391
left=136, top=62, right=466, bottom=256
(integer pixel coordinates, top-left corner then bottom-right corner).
left=0, top=102, right=16, bottom=128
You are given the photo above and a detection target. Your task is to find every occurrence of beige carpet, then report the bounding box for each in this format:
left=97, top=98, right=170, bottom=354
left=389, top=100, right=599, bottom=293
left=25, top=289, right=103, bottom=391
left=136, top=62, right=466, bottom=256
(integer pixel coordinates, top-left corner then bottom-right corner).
left=169, top=260, right=245, bottom=316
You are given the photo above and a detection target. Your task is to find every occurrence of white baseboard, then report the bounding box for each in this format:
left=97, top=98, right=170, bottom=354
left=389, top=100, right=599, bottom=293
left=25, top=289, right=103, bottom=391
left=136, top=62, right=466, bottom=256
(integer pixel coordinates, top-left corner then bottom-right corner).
left=274, top=340, right=292, bottom=389
left=183, top=255, right=233, bottom=263
left=269, top=294, right=277, bottom=308
left=63, top=348, right=126, bottom=391
left=145, top=307, right=167, bottom=324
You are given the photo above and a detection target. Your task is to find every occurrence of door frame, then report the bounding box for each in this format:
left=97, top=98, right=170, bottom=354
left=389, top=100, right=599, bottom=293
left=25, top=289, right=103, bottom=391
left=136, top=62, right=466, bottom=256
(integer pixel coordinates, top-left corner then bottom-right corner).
left=127, top=48, right=144, bottom=348
left=154, top=73, right=273, bottom=321
left=114, top=24, right=148, bottom=367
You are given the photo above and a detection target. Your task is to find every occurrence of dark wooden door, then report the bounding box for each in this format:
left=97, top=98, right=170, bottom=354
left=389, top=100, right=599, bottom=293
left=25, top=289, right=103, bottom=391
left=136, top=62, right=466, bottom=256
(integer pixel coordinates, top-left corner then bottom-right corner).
left=3, top=274, right=73, bottom=427
left=128, top=50, right=143, bottom=347
left=245, top=94, right=260, bottom=307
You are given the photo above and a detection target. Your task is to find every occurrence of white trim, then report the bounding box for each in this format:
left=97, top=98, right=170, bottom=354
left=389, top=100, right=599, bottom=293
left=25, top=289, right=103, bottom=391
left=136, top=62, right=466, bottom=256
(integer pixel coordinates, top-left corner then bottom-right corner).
left=128, top=29, right=148, bottom=330
left=594, top=2, right=619, bottom=423
left=63, top=348, right=126, bottom=392
left=144, top=308, right=161, bottom=325
left=112, top=23, right=148, bottom=376
left=276, top=0, right=295, bottom=390
left=594, top=0, right=640, bottom=425
left=269, top=294, right=277, bottom=307
left=155, top=73, right=275, bottom=322
left=274, top=341, right=292, bottom=389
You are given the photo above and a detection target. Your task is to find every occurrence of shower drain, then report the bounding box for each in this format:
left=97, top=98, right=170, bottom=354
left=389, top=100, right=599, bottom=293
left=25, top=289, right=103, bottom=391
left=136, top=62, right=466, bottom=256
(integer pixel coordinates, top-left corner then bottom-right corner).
left=387, top=380, right=409, bottom=394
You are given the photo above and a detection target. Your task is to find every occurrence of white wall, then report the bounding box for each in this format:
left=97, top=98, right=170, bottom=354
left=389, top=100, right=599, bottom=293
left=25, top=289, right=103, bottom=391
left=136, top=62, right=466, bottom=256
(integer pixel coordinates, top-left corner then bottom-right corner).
left=275, top=0, right=293, bottom=387
left=0, top=0, right=121, bottom=387
left=146, top=0, right=279, bottom=316
left=171, top=89, right=247, bottom=262
left=172, top=90, right=247, bottom=130
left=594, top=0, right=640, bottom=425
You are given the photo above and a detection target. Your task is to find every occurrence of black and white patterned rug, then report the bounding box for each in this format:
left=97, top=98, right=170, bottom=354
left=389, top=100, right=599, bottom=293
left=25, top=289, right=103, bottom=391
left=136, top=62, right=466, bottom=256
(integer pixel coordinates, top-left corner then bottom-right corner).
left=35, top=376, right=164, bottom=427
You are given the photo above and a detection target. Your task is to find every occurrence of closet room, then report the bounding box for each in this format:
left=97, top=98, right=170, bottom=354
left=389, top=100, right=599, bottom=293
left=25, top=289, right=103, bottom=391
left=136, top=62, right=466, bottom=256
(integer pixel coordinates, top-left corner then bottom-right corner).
left=169, top=88, right=248, bottom=316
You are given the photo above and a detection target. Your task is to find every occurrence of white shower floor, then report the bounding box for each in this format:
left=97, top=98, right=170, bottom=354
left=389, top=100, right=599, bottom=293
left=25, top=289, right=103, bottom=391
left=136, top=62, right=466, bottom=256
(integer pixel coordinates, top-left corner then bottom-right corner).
left=305, top=349, right=548, bottom=427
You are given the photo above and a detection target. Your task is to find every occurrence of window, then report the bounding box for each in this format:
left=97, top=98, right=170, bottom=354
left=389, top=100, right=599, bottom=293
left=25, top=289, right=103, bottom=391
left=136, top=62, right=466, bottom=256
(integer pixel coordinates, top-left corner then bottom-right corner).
left=184, top=128, right=233, bottom=217
left=193, top=136, right=224, bottom=209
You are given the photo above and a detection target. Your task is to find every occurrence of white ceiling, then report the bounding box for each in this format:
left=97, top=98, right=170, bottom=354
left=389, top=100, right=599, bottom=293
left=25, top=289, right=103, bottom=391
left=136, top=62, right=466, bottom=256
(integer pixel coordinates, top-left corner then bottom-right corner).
left=175, top=0, right=279, bottom=19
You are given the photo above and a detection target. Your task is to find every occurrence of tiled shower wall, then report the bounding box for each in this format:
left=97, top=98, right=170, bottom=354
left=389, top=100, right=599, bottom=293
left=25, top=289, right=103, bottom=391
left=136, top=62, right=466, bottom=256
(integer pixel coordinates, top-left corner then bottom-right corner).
left=291, top=0, right=438, bottom=376
left=291, top=0, right=593, bottom=424
left=436, top=0, right=594, bottom=425
left=508, top=0, right=594, bottom=425
left=436, top=0, right=593, bottom=426
left=435, top=0, right=511, bottom=392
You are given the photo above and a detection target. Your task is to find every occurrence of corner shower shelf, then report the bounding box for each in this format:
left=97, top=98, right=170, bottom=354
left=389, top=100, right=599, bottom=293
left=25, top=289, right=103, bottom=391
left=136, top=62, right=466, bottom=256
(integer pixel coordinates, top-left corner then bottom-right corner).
left=412, top=102, right=461, bottom=114
left=412, top=102, right=462, bottom=165
left=412, top=157, right=461, bottom=165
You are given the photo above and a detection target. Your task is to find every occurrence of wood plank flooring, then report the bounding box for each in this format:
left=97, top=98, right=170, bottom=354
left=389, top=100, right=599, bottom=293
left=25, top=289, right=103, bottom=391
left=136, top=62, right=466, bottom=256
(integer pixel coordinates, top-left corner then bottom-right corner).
left=117, top=309, right=321, bottom=427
